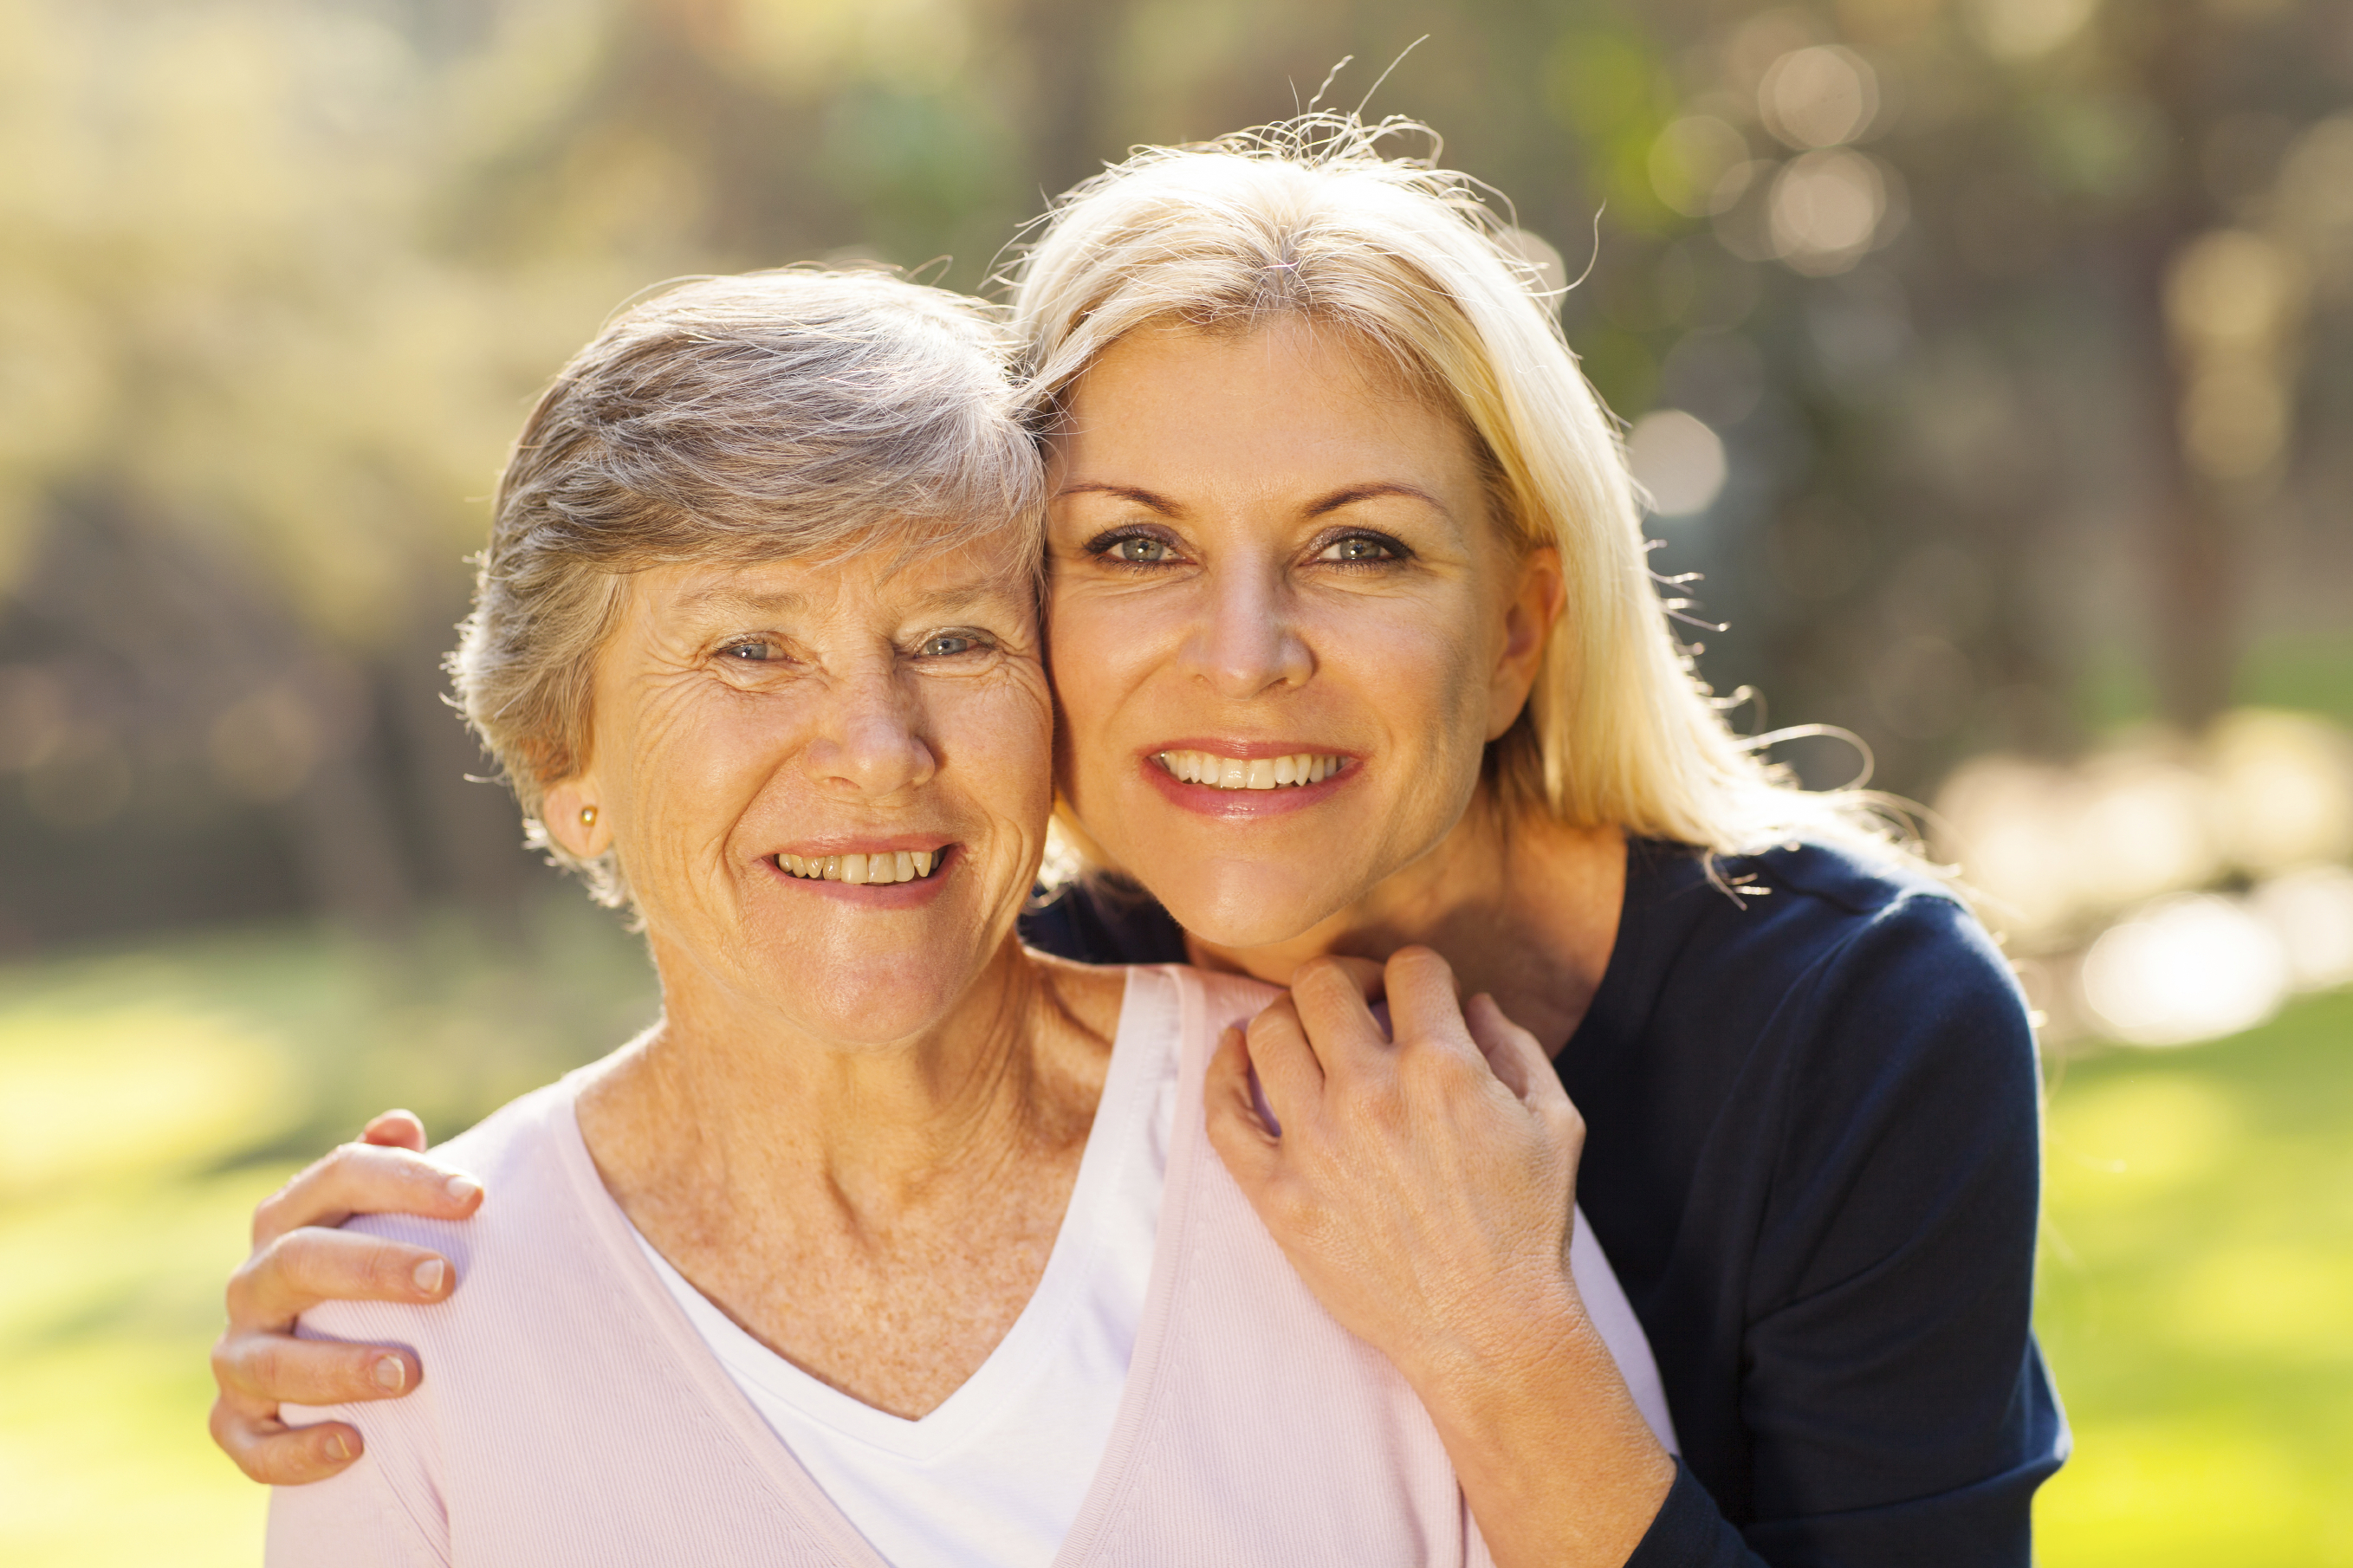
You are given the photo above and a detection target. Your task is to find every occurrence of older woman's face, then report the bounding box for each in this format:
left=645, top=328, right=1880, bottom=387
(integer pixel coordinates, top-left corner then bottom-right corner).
left=1045, top=321, right=1558, bottom=949
left=552, top=529, right=1053, bottom=1048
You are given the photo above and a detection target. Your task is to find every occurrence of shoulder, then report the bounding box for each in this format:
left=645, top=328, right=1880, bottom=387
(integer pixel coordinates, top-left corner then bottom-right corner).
left=1743, top=839, right=2028, bottom=1049
left=1694, top=844, right=2042, bottom=1223
left=280, top=1077, right=607, bottom=1531
left=1611, top=837, right=2039, bottom=1162
left=300, top=1077, right=590, bottom=1344
left=265, top=1084, right=588, bottom=1566
left=267, top=1446, right=441, bottom=1568
left=1636, top=836, right=2017, bottom=1017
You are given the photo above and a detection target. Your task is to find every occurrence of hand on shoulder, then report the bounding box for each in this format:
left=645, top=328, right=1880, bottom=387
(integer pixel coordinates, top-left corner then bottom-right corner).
left=210, top=1111, right=480, bottom=1484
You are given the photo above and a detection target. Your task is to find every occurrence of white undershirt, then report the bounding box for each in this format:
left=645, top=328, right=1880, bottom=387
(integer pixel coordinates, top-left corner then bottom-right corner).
left=632, top=969, right=1182, bottom=1568
left=634, top=968, right=1676, bottom=1568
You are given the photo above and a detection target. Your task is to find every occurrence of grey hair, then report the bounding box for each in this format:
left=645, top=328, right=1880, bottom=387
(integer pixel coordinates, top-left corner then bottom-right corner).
left=451, top=268, right=1044, bottom=904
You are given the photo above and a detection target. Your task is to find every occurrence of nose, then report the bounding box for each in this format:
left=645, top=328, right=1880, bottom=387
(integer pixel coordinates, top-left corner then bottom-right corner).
left=1183, top=554, right=1313, bottom=698
left=801, top=664, right=936, bottom=800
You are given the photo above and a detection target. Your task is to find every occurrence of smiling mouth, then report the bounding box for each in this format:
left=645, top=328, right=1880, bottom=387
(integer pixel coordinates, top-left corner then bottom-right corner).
left=1153, top=751, right=1347, bottom=790
left=776, top=848, right=948, bottom=884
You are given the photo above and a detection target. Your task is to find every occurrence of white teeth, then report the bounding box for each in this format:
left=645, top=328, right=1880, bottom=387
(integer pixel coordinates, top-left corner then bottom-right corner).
left=781, top=848, right=946, bottom=883
left=1156, top=750, right=1345, bottom=791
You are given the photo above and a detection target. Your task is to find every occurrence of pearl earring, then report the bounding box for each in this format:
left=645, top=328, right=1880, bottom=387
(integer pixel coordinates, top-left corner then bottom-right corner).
left=579, top=805, right=598, bottom=828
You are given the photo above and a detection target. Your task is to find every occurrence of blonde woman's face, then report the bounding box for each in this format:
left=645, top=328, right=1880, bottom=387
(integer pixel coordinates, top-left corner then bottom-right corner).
left=1045, top=321, right=1559, bottom=949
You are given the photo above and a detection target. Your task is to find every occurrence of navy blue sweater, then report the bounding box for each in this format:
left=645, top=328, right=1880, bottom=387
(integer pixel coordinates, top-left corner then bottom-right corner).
left=1019, top=838, right=2068, bottom=1567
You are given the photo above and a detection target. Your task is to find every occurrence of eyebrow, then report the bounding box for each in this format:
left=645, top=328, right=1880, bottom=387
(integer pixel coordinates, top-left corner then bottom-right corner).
left=1305, top=482, right=1449, bottom=517
left=1053, top=479, right=1451, bottom=520
left=1052, top=481, right=1181, bottom=515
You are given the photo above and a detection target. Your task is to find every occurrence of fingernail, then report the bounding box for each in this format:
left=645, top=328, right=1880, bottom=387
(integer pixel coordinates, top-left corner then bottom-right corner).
left=325, top=1431, right=353, bottom=1462
left=372, top=1356, right=406, bottom=1392
left=412, top=1259, right=445, bottom=1294
left=444, top=1175, right=481, bottom=1202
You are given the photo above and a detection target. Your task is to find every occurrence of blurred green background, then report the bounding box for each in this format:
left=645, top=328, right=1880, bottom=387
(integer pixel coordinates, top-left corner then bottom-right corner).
left=2, top=0, right=2349, bottom=1562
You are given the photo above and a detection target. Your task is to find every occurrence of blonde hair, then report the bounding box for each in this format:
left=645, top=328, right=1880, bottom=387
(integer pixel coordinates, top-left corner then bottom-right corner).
left=1011, top=117, right=1890, bottom=859
left=452, top=269, right=1042, bottom=904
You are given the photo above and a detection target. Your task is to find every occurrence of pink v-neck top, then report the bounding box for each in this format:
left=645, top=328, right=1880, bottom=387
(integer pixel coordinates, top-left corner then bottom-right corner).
left=271, top=965, right=1672, bottom=1567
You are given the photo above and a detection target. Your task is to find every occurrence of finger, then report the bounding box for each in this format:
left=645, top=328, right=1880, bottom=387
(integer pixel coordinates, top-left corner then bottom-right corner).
left=1462, top=992, right=1562, bottom=1106
left=360, top=1109, right=429, bottom=1151
left=211, top=1396, right=364, bottom=1486
left=1286, top=956, right=1393, bottom=1074
left=230, top=1227, right=457, bottom=1331
left=1380, top=947, right=1482, bottom=1059
left=253, top=1142, right=483, bottom=1249
left=1203, top=1026, right=1282, bottom=1190
left=1294, top=954, right=1384, bottom=1004
left=215, top=1327, right=423, bottom=1408
left=1242, top=998, right=1328, bottom=1128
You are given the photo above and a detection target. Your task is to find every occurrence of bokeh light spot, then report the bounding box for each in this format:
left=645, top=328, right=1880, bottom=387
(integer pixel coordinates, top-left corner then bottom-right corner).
left=1627, top=410, right=1728, bottom=515
left=2081, top=895, right=2290, bottom=1046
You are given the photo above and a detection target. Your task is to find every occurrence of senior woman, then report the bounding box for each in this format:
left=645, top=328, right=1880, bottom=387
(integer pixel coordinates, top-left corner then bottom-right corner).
left=217, top=122, right=2065, bottom=1566
left=256, top=264, right=1674, bottom=1568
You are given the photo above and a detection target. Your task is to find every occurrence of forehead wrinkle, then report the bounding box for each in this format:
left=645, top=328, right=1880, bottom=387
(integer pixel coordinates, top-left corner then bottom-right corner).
left=662, top=549, right=1034, bottom=631
left=895, top=578, right=1030, bottom=621
left=667, top=582, right=810, bottom=621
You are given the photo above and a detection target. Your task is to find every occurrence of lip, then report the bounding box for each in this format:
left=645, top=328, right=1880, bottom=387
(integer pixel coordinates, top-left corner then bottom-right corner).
left=1146, top=737, right=1352, bottom=762
left=1137, top=741, right=1358, bottom=820
left=762, top=842, right=960, bottom=904
left=773, top=835, right=955, bottom=859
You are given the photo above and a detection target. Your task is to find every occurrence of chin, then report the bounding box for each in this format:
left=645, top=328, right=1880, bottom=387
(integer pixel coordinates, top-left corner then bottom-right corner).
left=1145, top=863, right=1349, bottom=953
left=783, top=966, right=975, bottom=1046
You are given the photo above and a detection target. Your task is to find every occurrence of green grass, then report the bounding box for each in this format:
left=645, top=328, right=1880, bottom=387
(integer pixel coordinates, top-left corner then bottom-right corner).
left=0, top=911, right=2345, bottom=1564
left=2034, top=988, right=2353, bottom=1565
left=0, top=901, right=657, bottom=1566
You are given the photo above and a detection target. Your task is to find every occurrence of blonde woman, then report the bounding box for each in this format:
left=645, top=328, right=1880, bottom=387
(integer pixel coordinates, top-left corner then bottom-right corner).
left=214, top=121, right=2064, bottom=1567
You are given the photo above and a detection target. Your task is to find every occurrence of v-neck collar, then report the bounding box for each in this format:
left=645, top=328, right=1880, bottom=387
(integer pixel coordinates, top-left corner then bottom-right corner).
left=545, top=964, right=1209, bottom=1568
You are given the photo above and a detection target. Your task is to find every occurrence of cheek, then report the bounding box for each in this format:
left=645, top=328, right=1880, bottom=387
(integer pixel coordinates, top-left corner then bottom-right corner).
left=1045, top=590, right=1148, bottom=763
left=621, top=690, right=779, bottom=854
left=1321, top=594, right=1494, bottom=739
left=952, top=671, right=1059, bottom=820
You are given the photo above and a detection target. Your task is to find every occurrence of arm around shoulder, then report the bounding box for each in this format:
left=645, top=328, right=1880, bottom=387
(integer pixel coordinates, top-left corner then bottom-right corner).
left=267, top=1286, right=452, bottom=1568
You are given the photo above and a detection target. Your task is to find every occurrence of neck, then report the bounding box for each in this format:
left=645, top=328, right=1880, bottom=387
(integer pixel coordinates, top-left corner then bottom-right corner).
left=580, top=935, right=1108, bottom=1231
left=1186, top=794, right=1628, bottom=1052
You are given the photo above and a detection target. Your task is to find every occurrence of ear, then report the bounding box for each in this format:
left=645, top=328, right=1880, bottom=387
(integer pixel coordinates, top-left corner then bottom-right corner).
left=541, top=776, right=612, bottom=859
left=1485, top=544, right=1565, bottom=742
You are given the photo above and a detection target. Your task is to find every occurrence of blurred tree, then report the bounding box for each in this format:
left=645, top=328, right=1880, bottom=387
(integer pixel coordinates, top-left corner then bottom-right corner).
left=0, top=0, right=2346, bottom=948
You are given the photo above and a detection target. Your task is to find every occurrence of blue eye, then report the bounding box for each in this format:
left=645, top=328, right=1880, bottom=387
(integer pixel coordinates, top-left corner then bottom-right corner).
left=1109, top=535, right=1171, bottom=564
left=919, top=632, right=985, bottom=658
left=1319, top=534, right=1401, bottom=564
left=722, top=639, right=778, bottom=661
